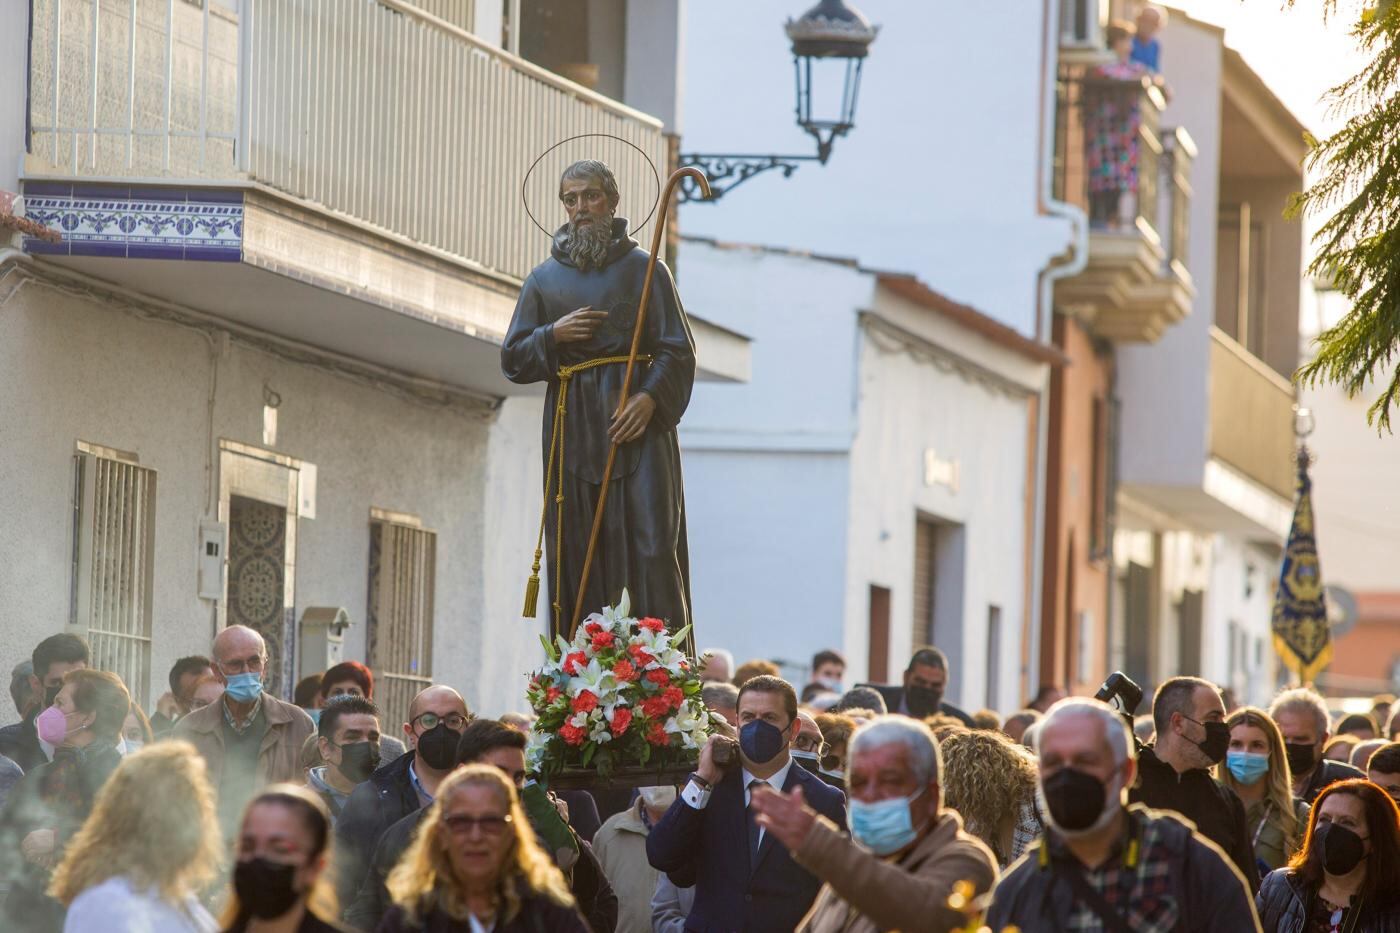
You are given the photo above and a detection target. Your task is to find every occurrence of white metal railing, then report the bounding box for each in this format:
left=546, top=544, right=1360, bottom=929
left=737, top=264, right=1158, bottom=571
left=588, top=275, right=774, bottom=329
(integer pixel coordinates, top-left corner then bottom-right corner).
left=27, top=0, right=667, bottom=284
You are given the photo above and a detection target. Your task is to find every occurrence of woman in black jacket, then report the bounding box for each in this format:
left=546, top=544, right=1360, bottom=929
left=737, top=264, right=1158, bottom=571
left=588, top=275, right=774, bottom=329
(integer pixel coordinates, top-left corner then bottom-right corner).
left=377, top=764, right=589, bottom=932
left=1257, top=778, right=1400, bottom=932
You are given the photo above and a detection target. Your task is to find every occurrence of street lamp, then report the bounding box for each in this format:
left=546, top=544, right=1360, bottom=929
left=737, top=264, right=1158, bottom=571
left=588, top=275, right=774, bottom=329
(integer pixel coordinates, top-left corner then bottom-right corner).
left=678, top=0, right=879, bottom=202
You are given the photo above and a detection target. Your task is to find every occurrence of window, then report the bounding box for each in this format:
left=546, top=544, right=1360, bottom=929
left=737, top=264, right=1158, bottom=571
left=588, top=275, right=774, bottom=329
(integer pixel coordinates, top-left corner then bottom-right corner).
left=70, top=443, right=156, bottom=708
left=986, top=606, right=1003, bottom=710
left=367, top=510, right=437, bottom=730
left=914, top=519, right=939, bottom=647
left=868, top=586, right=891, bottom=683
left=1060, top=0, right=1109, bottom=47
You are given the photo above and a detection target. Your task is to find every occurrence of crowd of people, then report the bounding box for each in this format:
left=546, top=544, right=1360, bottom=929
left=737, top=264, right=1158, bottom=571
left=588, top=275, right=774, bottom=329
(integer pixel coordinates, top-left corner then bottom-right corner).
left=4, top=627, right=1400, bottom=932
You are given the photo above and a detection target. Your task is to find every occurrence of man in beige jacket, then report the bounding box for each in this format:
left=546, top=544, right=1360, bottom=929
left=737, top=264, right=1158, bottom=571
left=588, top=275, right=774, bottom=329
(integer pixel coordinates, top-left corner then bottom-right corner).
left=752, top=715, right=996, bottom=933
left=173, top=624, right=315, bottom=836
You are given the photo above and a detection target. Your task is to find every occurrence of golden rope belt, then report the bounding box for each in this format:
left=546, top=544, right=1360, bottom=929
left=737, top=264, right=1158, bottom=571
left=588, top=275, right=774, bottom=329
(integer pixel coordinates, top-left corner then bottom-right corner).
left=523, top=354, right=653, bottom=621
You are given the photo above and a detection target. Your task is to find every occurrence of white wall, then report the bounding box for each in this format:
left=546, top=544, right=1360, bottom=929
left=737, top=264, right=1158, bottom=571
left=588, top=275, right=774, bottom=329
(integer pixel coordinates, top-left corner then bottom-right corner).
left=845, top=320, right=1034, bottom=713
left=1204, top=534, right=1277, bottom=706
left=0, top=3, right=26, bottom=191
left=1116, top=16, right=1223, bottom=488
left=678, top=0, right=1072, bottom=336
left=0, top=272, right=541, bottom=717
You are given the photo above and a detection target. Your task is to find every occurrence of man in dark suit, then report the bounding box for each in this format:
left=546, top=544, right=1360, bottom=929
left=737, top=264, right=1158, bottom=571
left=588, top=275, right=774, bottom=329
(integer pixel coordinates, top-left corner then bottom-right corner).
left=864, top=646, right=974, bottom=727
left=647, top=674, right=847, bottom=931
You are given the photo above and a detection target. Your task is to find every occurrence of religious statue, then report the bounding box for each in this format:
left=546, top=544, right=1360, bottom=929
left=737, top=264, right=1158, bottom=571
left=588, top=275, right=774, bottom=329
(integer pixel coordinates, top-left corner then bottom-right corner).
left=503, top=159, right=696, bottom=642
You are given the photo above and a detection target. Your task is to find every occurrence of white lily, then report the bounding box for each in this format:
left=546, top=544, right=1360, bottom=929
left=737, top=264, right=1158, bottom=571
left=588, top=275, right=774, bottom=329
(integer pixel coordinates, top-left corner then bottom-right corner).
left=589, top=718, right=614, bottom=744
left=524, top=730, right=550, bottom=772
left=665, top=703, right=709, bottom=749
left=567, top=658, right=618, bottom=700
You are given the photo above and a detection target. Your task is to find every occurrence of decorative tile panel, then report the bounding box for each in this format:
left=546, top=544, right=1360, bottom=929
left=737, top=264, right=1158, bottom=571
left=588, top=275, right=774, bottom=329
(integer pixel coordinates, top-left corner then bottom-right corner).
left=21, top=184, right=243, bottom=261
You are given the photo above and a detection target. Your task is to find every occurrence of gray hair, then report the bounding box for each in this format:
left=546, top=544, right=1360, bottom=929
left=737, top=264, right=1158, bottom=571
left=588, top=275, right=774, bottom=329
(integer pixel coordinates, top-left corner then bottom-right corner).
left=849, top=715, right=942, bottom=785
left=701, top=681, right=739, bottom=711
left=835, top=686, right=889, bottom=716
left=1035, top=698, right=1135, bottom=768
left=559, top=159, right=619, bottom=208
left=1270, top=687, right=1331, bottom=739
left=700, top=648, right=734, bottom=676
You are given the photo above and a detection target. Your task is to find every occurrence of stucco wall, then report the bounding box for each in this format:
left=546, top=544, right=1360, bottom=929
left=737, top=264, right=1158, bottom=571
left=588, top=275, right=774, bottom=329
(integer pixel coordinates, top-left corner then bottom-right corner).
left=845, top=322, right=1033, bottom=714
left=0, top=271, right=542, bottom=717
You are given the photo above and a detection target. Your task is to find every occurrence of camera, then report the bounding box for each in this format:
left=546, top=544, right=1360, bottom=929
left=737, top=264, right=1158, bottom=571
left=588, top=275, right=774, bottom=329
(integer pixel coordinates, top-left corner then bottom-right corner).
left=1094, top=671, right=1143, bottom=716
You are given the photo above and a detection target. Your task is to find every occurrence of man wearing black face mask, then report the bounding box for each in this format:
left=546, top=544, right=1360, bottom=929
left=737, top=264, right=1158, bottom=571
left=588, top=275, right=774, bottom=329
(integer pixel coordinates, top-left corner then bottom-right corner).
left=647, top=674, right=847, bottom=932
left=1129, top=676, right=1261, bottom=893
left=1269, top=687, right=1364, bottom=805
left=865, top=647, right=975, bottom=728
left=307, top=696, right=382, bottom=823
left=988, top=698, right=1261, bottom=932
left=0, top=634, right=89, bottom=773
left=334, top=685, right=469, bottom=921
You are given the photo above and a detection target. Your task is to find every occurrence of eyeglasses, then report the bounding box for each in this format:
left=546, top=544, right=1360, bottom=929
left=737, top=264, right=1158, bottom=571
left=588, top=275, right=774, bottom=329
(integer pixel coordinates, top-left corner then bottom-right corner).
left=443, top=814, right=513, bottom=837
left=412, top=712, right=468, bottom=732
left=217, top=654, right=266, bottom=675
left=793, top=735, right=826, bottom=754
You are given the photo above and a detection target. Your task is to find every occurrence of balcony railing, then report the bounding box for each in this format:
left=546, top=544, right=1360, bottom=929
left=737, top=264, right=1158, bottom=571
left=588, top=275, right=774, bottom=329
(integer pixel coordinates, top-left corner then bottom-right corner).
left=1159, top=127, right=1195, bottom=278
left=1054, top=67, right=1166, bottom=238
left=25, top=0, right=667, bottom=285
left=1208, top=327, right=1296, bottom=501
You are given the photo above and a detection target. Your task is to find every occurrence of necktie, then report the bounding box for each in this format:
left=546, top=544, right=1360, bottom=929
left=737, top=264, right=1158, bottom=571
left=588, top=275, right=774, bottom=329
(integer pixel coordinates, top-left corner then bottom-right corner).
left=747, top=778, right=767, bottom=863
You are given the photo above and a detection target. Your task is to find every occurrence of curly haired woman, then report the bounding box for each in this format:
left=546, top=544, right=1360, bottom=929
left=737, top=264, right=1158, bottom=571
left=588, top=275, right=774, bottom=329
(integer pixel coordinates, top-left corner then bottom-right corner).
left=938, top=729, right=1041, bottom=867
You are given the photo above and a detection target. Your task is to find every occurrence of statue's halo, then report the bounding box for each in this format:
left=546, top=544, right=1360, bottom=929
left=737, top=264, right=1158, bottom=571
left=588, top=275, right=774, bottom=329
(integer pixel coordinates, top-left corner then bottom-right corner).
left=521, top=133, right=662, bottom=239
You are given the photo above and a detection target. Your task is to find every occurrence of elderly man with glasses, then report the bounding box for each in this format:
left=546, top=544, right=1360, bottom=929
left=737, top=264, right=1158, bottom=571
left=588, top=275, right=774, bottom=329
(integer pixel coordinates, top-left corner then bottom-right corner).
left=173, top=624, right=316, bottom=837
left=335, top=683, right=471, bottom=923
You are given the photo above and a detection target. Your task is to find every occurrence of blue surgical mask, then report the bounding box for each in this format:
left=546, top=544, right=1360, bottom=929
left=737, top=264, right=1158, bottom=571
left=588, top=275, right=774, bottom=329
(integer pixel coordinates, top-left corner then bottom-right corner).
left=1226, top=750, right=1270, bottom=785
left=739, top=719, right=788, bottom=765
left=849, top=787, right=925, bottom=856
left=224, top=671, right=264, bottom=704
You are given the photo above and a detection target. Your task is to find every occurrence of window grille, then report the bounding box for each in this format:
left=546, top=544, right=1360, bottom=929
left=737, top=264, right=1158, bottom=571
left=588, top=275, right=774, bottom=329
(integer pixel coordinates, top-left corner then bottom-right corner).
left=70, top=444, right=157, bottom=708
left=367, top=512, right=437, bottom=732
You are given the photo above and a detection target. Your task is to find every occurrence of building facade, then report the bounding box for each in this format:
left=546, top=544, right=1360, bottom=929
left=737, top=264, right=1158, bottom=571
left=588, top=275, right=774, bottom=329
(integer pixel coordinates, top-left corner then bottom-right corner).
left=0, top=0, right=747, bottom=725
left=678, top=237, right=1053, bottom=712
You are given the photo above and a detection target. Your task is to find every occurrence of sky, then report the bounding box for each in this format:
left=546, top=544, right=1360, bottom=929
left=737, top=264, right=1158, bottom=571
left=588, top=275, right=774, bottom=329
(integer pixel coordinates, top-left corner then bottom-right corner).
left=1170, top=0, right=1367, bottom=137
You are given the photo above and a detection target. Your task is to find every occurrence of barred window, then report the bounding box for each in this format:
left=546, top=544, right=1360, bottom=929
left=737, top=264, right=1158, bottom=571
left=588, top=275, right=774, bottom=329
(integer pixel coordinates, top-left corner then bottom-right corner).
left=70, top=443, right=156, bottom=708
left=367, top=510, right=436, bottom=731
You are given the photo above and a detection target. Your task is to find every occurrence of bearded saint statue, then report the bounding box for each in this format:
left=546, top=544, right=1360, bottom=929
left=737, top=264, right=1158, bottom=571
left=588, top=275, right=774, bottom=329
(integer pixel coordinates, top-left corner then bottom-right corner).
left=502, top=159, right=695, bottom=641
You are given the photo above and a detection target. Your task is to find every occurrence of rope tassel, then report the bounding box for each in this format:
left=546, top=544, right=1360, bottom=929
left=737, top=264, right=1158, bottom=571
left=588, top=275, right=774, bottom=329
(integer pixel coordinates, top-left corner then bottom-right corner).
left=523, top=549, right=543, bottom=618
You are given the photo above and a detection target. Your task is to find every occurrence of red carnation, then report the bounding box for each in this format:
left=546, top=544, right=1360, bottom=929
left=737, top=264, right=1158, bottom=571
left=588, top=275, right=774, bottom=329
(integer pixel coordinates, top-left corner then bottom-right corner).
left=612, top=659, right=639, bottom=682
left=638, top=616, right=666, bottom=633
left=628, top=644, right=656, bottom=667
left=571, top=691, right=599, bottom=714
left=641, top=696, right=672, bottom=719
left=663, top=686, right=685, bottom=710
left=611, top=707, right=633, bottom=736
left=584, top=621, right=604, bottom=636
left=590, top=630, right=616, bottom=651
left=545, top=686, right=563, bottom=704
left=645, top=669, right=670, bottom=687
left=559, top=722, right=586, bottom=746
left=646, top=720, right=670, bottom=746
left=562, top=651, right=587, bottom=675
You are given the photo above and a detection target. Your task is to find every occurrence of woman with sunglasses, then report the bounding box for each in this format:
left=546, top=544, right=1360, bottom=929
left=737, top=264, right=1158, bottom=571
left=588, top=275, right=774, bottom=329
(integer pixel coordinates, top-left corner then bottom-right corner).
left=380, top=763, right=588, bottom=932
left=1257, top=778, right=1400, bottom=932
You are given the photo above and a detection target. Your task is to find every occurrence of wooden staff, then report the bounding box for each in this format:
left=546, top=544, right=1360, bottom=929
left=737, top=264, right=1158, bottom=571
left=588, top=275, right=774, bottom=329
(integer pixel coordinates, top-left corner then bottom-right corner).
left=568, top=166, right=712, bottom=639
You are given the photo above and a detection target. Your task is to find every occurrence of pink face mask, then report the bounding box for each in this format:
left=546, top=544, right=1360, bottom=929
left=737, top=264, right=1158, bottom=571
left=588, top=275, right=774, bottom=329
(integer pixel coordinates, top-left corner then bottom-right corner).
left=36, top=706, right=82, bottom=745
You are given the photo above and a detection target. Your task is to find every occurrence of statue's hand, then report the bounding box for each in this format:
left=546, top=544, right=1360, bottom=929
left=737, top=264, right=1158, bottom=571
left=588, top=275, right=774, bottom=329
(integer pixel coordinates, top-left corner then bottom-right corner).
left=609, top=392, right=656, bottom=445
left=552, top=307, right=608, bottom=344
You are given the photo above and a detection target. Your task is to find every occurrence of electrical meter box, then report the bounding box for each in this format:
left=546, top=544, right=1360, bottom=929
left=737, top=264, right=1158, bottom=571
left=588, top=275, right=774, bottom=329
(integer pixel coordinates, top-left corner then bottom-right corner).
left=298, top=606, right=352, bottom=674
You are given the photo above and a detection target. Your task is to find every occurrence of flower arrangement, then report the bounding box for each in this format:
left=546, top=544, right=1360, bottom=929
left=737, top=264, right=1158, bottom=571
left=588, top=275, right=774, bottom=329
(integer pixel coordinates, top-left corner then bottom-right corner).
left=525, top=590, right=714, bottom=780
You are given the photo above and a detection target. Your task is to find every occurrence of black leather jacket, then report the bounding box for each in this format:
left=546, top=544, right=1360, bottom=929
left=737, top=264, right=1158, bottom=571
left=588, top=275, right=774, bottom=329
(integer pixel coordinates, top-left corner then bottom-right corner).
left=1257, top=869, right=1400, bottom=933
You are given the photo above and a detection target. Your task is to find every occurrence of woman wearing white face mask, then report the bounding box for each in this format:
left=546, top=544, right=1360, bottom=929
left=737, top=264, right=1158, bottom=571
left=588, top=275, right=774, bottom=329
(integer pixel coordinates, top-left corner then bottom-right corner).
left=0, top=668, right=130, bottom=932
left=592, top=784, right=679, bottom=933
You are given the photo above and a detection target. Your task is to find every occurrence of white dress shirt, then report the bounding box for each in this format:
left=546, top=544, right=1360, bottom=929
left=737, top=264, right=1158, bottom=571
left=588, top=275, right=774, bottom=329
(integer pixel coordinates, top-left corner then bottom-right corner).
left=681, top=754, right=796, bottom=848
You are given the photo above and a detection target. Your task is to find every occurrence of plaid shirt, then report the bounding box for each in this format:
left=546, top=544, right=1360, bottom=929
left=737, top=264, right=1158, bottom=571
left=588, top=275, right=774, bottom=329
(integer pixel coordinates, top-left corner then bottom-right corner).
left=222, top=694, right=263, bottom=735
left=1042, top=807, right=1182, bottom=932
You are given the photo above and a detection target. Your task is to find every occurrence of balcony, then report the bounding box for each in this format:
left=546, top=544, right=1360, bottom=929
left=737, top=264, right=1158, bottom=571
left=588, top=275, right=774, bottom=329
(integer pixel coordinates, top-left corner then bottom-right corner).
left=1051, top=67, right=1195, bottom=343
left=16, top=0, right=751, bottom=394
left=1208, top=327, right=1296, bottom=503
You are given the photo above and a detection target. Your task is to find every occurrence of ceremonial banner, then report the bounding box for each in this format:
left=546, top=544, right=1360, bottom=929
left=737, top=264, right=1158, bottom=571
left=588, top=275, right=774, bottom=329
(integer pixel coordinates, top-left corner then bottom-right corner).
left=1272, top=451, right=1330, bottom=683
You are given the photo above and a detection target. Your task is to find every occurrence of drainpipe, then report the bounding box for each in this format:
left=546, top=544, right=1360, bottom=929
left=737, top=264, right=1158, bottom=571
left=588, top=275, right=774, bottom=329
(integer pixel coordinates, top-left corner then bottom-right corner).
left=1028, top=0, right=1089, bottom=699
